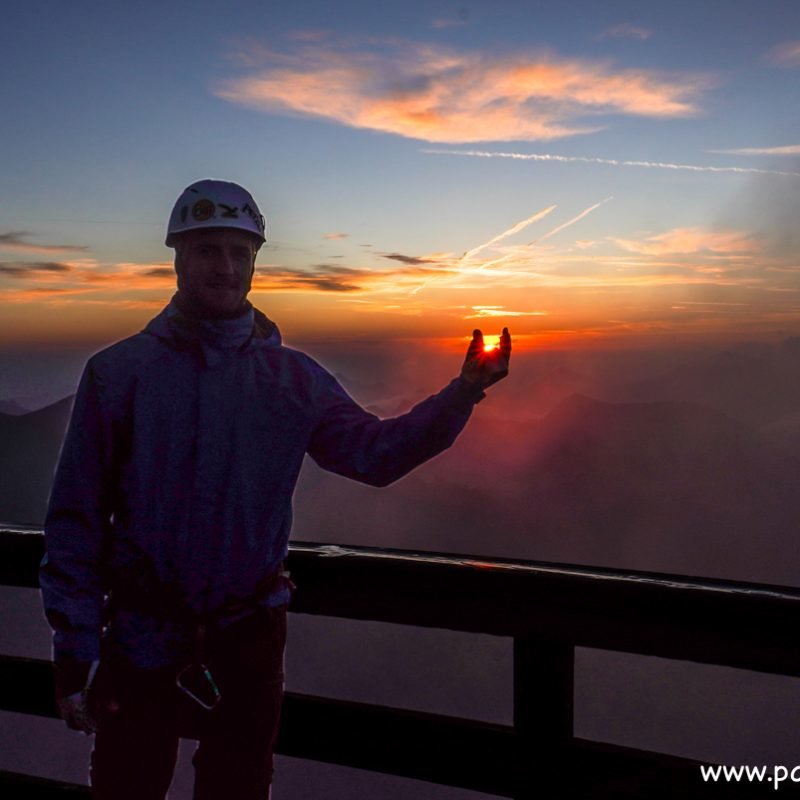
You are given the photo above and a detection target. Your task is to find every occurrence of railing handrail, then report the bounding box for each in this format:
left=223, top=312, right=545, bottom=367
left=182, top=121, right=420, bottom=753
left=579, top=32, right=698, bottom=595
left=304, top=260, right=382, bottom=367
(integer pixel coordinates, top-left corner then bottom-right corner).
left=6, top=523, right=799, bottom=599
left=5, top=528, right=800, bottom=673
left=0, top=527, right=788, bottom=798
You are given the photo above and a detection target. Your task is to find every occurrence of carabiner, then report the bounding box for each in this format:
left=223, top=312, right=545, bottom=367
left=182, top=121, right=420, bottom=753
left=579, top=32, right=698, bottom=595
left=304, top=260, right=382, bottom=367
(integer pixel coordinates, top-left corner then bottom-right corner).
left=176, top=662, right=221, bottom=710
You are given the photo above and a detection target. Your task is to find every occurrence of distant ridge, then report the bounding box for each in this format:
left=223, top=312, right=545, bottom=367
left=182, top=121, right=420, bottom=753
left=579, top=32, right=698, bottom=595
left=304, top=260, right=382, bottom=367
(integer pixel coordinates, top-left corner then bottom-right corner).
left=613, top=349, right=800, bottom=427
left=0, top=399, right=31, bottom=415
left=0, top=396, right=74, bottom=525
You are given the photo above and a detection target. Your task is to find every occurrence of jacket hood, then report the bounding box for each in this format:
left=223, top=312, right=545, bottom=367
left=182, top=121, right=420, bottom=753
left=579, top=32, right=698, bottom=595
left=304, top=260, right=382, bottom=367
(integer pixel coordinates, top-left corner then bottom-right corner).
left=143, top=294, right=281, bottom=365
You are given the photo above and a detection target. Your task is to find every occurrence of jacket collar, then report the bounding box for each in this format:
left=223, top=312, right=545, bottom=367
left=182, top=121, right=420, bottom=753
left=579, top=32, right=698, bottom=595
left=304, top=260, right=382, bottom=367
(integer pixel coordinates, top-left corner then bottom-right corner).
left=143, top=294, right=282, bottom=365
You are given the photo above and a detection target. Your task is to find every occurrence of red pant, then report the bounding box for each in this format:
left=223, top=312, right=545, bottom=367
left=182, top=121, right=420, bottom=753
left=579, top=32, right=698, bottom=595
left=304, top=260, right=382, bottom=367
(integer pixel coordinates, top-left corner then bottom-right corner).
left=89, top=605, right=287, bottom=800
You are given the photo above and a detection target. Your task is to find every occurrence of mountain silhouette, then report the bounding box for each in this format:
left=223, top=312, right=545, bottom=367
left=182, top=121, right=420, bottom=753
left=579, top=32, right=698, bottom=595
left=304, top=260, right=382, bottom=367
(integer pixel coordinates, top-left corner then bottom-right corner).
left=0, top=396, right=74, bottom=525
left=613, top=349, right=800, bottom=427
left=0, top=399, right=32, bottom=415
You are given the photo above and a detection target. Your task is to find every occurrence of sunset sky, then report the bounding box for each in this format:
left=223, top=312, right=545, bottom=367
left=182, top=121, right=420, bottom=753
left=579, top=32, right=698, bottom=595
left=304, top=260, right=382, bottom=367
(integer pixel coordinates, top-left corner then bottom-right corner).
left=2, top=0, right=800, bottom=354
left=4, top=5, right=800, bottom=787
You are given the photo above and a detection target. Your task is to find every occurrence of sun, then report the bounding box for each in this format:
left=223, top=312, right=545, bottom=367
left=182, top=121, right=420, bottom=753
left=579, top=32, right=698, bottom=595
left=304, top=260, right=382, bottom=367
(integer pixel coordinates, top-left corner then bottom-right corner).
left=483, top=335, right=500, bottom=352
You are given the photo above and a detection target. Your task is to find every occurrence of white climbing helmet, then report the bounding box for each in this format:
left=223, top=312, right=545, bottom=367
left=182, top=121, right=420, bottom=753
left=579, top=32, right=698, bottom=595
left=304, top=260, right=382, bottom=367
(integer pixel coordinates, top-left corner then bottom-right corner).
left=165, top=179, right=266, bottom=247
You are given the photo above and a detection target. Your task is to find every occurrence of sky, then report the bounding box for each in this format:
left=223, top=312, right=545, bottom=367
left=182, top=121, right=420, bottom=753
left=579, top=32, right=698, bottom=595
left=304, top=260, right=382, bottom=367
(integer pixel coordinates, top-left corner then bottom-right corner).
left=1, top=0, right=800, bottom=358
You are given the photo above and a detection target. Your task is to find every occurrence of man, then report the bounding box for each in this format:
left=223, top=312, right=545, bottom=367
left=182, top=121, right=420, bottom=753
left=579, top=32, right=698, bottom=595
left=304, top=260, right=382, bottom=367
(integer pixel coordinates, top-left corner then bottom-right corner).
left=40, top=179, right=511, bottom=799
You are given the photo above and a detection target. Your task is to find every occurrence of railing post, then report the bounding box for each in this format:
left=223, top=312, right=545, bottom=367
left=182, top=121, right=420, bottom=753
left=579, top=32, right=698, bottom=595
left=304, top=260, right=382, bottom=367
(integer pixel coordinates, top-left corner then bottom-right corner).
left=513, top=635, right=574, bottom=798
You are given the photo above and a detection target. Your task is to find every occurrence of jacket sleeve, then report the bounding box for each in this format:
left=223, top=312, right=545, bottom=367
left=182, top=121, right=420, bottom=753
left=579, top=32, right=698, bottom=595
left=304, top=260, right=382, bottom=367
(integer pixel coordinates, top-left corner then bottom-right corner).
left=40, top=358, right=117, bottom=666
left=307, top=369, right=486, bottom=487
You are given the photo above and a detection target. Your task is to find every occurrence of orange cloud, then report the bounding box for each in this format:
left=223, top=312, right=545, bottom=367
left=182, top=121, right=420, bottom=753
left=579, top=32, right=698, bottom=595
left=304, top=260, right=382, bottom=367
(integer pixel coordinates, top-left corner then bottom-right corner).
left=323, top=232, right=349, bottom=240
left=611, top=227, right=760, bottom=256
left=0, top=286, right=101, bottom=304
left=214, top=39, right=706, bottom=143
left=0, top=259, right=176, bottom=303
left=464, top=305, right=547, bottom=319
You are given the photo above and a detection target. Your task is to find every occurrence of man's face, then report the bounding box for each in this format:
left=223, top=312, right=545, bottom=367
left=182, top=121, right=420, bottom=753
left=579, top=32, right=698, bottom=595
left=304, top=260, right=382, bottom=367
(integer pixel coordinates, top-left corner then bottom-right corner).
left=174, top=228, right=257, bottom=316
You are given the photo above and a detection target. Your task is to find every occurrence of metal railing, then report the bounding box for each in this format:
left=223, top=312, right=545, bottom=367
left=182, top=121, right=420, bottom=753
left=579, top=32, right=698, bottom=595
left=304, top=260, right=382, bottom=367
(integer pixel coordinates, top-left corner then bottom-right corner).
left=2, top=525, right=797, bottom=798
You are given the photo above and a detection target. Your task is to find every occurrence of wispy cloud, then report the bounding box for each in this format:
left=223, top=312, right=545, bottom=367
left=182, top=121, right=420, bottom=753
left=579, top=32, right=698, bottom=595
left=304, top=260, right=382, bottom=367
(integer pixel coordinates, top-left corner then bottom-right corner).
left=596, top=23, right=652, bottom=41
left=323, top=232, right=349, bottom=240
left=611, top=227, right=760, bottom=256
left=0, top=231, right=88, bottom=254
left=215, top=38, right=707, bottom=144
left=380, top=252, right=435, bottom=265
left=769, top=41, right=800, bottom=67
left=85, top=263, right=176, bottom=286
left=252, top=261, right=450, bottom=294
left=285, top=29, right=332, bottom=44
left=464, top=305, right=547, bottom=318
left=0, top=286, right=98, bottom=304
left=254, top=265, right=365, bottom=292
left=431, top=12, right=469, bottom=30
left=423, top=148, right=800, bottom=178
left=140, top=267, right=175, bottom=279
left=0, top=261, right=73, bottom=277
left=710, top=144, right=800, bottom=156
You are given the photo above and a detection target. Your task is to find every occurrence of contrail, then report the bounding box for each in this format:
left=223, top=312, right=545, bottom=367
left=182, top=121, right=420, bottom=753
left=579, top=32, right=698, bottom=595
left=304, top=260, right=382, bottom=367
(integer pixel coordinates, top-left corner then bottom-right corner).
left=409, top=197, right=608, bottom=295
left=460, top=205, right=556, bottom=263
left=411, top=204, right=557, bottom=295
left=478, top=197, right=613, bottom=271
left=422, top=148, right=800, bottom=178
left=539, top=196, right=612, bottom=242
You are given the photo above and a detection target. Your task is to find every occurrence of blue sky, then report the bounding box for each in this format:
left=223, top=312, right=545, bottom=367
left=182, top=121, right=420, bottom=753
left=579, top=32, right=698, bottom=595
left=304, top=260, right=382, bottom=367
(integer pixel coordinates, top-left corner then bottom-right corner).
left=1, top=0, right=799, bottom=351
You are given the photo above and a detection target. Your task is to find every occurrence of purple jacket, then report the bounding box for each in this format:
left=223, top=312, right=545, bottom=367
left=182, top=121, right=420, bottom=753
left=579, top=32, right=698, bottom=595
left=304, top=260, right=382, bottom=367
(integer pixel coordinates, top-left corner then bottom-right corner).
left=40, top=297, right=485, bottom=668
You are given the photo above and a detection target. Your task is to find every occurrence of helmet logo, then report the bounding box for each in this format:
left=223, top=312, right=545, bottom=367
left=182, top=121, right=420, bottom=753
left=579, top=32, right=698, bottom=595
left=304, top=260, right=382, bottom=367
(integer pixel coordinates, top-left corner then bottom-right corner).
left=219, top=203, right=239, bottom=219
left=242, top=203, right=266, bottom=235
left=192, top=199, right=216, bottom=222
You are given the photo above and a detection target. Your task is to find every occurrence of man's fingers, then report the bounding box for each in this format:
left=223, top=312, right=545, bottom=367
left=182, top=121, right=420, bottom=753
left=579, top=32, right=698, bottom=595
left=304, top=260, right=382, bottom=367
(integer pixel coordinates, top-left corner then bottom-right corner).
left=65, top=710, right=95, bottom=734
left=59, top=690, right=107, bottom=735
left=464, top=329, right=484, bottom=362
left=500, top=327, right=512, bottom=359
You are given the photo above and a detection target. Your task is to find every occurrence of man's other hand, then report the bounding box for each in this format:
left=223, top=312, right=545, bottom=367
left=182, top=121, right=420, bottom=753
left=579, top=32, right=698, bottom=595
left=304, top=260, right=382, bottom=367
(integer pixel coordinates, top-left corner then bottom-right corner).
left=461, top=327, right=511, bottom=389
left=58, top=690, right=99, bottom=734
left=55, top=658, right=119, bottom=735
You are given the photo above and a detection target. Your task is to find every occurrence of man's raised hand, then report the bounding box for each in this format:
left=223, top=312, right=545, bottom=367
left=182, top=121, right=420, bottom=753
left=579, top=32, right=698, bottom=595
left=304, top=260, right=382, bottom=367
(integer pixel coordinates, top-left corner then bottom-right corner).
left=461, top=327, right=511, bottom=389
